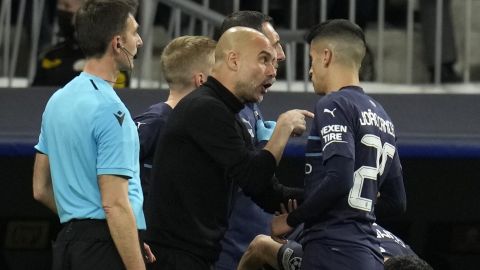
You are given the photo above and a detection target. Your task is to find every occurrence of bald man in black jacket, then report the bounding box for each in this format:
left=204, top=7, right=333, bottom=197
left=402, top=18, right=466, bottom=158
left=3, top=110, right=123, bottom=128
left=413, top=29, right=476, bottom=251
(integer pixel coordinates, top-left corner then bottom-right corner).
left=144, top=27, right=313, bottom=270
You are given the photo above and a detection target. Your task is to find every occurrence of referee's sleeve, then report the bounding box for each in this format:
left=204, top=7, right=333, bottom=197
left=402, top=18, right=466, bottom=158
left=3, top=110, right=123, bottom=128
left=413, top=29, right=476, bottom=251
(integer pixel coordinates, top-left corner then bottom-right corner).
left=94, top=103, right=136, bottom=179
left=35, top=111, right=49, bottom=155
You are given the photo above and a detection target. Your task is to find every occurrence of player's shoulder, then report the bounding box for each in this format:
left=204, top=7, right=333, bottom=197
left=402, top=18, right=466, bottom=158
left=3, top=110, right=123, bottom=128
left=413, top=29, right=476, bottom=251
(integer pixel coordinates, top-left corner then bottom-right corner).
left=335, top=86, right=371, bottom=104
left=134, top=102, right=172, bottom=121
left=315, top=90, right=356, bottom=115
left=320, top=85, right=362, bottom=102
left=147, top=102, right=172, bottom=115
left=326, top=86, right=387, bottom=112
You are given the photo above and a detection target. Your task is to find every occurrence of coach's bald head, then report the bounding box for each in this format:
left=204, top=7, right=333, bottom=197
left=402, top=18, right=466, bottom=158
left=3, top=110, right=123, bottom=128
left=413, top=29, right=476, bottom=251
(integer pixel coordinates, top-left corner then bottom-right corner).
left=212, top=27, right=276, bottom=103
left=214, top=27, right=269, bottom=65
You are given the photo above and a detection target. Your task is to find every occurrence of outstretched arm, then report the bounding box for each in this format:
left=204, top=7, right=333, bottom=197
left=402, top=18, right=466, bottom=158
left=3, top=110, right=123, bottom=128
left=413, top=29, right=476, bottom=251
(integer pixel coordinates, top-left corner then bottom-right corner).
left=264, top=109, right=314, bottom=164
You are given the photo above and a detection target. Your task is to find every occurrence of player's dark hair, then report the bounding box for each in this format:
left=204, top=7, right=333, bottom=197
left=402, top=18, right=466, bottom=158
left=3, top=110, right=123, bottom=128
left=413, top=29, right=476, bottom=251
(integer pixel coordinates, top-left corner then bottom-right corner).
left=75, top=0, right=138, bottom=58
left=216, top=10, right=273, bottom=40
left=384, top=255, right=434, bottom=270
left=305, top=19, right=365, bottom=45
left=306, top=19, right=366, bottom=67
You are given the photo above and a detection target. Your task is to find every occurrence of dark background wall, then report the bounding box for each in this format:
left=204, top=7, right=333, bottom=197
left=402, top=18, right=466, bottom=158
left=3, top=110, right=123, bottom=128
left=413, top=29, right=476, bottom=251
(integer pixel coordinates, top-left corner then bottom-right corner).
left=1, top=87, right=480, bottom=269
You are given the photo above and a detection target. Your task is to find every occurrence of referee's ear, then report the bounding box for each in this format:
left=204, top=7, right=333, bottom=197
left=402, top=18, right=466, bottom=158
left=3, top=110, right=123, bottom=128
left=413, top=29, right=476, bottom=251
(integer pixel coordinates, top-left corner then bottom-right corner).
left=113, top=36, right=122, bottom=53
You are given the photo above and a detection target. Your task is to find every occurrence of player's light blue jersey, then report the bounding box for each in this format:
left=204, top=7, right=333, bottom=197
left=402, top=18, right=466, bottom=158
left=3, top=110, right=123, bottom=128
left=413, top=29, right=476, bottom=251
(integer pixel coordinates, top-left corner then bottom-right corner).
left=35, top=72, right=145, bottom=229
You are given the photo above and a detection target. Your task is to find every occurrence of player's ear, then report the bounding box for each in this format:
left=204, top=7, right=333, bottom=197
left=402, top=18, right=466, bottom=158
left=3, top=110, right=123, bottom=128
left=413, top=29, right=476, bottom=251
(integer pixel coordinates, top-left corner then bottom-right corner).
left=323, top=48, right=333, bottom=67
left=193, top=73, right=206, bottom=87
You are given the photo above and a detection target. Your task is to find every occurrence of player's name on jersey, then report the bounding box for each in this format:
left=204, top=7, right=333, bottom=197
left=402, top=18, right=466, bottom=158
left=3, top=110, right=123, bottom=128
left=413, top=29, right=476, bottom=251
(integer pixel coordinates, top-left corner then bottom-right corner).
left=375, top=227, right=407, bottom=248
left=359, top=109, right=395, bottom=137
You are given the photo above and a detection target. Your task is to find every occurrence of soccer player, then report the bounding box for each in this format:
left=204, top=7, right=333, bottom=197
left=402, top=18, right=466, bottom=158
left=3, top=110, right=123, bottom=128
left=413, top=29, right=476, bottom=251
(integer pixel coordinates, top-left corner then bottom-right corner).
left=237, top=223, right=417, bottom=270
left=134, top=35, right=216, bottom=200
left=271, top=19, right=406, bottom=270
left=32, top=0, right=153, bottom=269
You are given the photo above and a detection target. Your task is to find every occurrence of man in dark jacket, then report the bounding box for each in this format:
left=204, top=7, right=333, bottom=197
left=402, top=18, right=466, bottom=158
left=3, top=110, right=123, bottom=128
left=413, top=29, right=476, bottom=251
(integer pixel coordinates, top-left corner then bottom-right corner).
left=144, top=27, right=313, bottom=270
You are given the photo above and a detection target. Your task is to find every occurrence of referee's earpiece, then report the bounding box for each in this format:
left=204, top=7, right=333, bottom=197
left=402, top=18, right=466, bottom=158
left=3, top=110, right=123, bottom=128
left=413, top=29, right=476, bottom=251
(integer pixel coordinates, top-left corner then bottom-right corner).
left=117, top=41, right=136, bottom=60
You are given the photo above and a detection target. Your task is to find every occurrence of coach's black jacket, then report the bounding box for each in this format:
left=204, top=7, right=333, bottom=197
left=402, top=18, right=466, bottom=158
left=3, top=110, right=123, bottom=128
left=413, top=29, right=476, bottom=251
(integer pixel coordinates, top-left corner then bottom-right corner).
left=144, top=76, right=302, bottom=263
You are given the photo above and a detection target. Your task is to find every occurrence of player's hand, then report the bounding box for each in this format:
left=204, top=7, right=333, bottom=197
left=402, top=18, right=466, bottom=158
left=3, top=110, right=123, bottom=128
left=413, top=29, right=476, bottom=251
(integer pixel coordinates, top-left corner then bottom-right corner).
left=276, top=199, right=298, bottom=215
left=271, top=213, right=293, bottom=244
left=277, top=109, right=314, bottom=137
left=256, top=120, right=276, bottom=141
left=143, top=242, right=156, bottom=263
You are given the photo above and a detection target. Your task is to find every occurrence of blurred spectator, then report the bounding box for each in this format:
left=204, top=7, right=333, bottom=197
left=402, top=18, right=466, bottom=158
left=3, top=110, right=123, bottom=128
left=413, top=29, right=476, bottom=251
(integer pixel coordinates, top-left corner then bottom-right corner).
left=419, top=0, right=460, bottom=83
left=273, top=0, right=460, bottom=83
left=32, top=0, right=129, bottom=88
left=25, top=0, right=56, bottom=54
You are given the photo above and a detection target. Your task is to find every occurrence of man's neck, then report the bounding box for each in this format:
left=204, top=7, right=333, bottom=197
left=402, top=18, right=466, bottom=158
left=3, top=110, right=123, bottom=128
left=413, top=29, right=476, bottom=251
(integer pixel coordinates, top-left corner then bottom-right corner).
left=164, top=86, right=195, bottom=108
left=210, top=70, right=238, bottom=101
left=325, top=67, right=360, bottom=95
left=83, top=57, right=119, bottom=85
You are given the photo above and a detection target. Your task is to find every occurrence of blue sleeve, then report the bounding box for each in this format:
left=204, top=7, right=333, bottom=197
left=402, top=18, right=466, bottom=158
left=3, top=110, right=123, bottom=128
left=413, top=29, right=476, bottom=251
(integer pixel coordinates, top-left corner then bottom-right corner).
left=240, top=102, right=271, bottom=147
left=375, top=152, right=407, bottom=217
left=314, top=97, right=355, bottom=162
left=34, top=111, right=48, bottom=154
left=134, top=111, right=166, bottom=161
left=94, top=103, right=137, bottom=179
left=239, top=104, right=257, bottom=143
left=287, top=155, right=354, bottom=227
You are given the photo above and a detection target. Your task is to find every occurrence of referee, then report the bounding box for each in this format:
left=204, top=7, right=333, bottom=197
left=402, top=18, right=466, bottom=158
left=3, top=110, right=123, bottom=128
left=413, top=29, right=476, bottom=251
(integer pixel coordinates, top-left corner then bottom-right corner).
left=32, top=0, right=153, bottom=269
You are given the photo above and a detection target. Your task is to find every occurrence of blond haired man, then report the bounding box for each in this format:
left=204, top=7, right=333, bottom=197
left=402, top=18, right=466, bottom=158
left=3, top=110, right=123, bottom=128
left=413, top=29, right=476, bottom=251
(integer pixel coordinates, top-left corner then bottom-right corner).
left=134, top=36, right=216, bottom=199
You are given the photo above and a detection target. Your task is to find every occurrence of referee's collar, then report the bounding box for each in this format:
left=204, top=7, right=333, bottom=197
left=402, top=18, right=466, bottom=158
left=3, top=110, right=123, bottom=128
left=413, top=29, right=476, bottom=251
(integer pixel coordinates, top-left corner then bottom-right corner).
left=80, top=72, right=115, bottom=90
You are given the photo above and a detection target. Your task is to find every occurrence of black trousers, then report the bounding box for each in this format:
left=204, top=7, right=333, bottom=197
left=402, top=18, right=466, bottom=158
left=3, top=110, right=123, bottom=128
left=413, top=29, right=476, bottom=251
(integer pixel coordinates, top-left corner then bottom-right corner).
left=147, top=243, right=213, bottom=270
left=52, top=219, right=143, bottom=270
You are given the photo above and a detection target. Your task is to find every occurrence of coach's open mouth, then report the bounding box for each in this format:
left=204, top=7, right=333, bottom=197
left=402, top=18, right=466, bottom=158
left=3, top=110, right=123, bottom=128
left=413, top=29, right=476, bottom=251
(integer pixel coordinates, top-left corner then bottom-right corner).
left=263, top=83, right=272, bottom=89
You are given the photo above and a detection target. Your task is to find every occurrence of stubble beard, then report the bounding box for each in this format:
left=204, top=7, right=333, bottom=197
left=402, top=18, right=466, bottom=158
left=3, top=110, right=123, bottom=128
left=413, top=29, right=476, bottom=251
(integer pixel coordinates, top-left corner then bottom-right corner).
left=235, top=80, right=260, bottom=103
